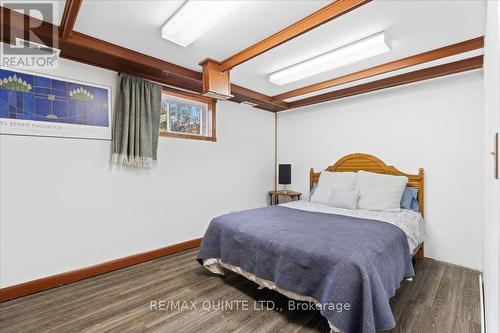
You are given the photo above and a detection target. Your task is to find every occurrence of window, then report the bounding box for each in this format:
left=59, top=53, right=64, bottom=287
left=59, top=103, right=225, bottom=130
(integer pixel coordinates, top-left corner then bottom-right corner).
left=160, top=88, right=216, bottom=141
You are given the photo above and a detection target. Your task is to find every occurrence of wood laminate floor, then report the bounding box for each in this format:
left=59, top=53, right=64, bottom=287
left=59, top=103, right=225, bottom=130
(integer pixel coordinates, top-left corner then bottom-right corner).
left=0, top=248, right=481, bottom=333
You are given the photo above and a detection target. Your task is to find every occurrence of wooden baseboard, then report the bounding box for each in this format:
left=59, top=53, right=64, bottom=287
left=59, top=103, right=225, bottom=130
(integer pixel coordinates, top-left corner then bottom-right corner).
left=0, top=237, right=202, bottom=302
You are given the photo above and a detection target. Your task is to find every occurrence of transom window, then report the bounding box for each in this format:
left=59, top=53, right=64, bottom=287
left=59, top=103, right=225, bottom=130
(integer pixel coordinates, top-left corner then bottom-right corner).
left=160, top=88, right=216, bottom=141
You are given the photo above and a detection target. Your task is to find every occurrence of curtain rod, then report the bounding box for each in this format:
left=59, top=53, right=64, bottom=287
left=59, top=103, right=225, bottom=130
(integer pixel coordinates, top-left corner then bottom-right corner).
left=118, top=72, right=201, bottom=95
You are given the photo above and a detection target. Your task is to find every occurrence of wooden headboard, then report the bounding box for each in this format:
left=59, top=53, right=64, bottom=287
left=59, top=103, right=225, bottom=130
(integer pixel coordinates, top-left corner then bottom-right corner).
left=310, top=153, right=425, bottom=215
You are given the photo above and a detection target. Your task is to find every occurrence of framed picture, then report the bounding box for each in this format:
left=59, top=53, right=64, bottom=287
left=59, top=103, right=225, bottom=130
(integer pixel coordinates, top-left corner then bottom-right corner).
left=0, top=67, right=112, bottom=140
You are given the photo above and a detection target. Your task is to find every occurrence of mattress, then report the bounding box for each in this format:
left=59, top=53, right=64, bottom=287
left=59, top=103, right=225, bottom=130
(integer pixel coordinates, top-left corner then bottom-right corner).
left=280, top=200, right=426, bottom=254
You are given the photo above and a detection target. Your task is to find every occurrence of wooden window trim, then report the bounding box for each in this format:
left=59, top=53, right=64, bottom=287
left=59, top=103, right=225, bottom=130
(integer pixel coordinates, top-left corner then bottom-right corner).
left=159, top=87, right=217, bottom=142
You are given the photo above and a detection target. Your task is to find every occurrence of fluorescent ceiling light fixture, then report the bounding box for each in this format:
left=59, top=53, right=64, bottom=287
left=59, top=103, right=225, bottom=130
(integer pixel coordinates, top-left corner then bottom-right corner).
left=162, top=0, right=241, bottom=47
left=269, top=32, right=391, bottom=86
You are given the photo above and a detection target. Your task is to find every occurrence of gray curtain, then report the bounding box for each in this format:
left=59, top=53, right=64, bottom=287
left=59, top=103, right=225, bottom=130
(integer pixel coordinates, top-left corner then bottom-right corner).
left=112, top=74, right=162, bottom=168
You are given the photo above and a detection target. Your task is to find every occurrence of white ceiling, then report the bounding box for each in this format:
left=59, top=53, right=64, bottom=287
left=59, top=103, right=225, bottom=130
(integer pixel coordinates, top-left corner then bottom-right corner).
left=54, top=0, right=67, bottom=25
left=74, top=0, right=329, bottom=69
left=72, top=0, right=486, bottom=98
left=9, top=0, right=66, bottom=25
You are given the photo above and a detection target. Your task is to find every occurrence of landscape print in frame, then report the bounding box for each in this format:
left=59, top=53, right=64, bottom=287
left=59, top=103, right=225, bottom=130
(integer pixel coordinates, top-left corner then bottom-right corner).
left=0, top=67, right=111, bottom=140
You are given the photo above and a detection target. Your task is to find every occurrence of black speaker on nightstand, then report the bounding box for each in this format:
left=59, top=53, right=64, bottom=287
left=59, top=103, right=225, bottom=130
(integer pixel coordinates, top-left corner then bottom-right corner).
left=278, top=164, right=291, bottom=192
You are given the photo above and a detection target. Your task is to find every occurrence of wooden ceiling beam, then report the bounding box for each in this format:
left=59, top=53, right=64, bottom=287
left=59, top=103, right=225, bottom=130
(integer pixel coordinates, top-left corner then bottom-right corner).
left=286, top=56, right=483, bottom=110
left=67, top=32, right=202, bottom=81
left=4, top=5, right=482, bottom=113
left=219, top=0, right=371, bottom=71
left=230, top=84, right=288, bottom=111
left=1, top=6, right=201, bottom=84
left=1, top=6, right=280, bottom=111
left=273, top=36, right=484, bottom=102
left=59, top=0, right=83, bottom=39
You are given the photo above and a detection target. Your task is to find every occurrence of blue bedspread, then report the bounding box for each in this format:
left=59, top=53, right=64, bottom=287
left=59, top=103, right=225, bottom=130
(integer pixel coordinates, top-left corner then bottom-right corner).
left=197, top=206, right=414, bottom=333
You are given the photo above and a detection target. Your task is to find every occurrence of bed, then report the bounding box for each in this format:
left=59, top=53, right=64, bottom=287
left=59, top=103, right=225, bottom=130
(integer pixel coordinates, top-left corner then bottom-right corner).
left=197, top=153, right=425, bottom=333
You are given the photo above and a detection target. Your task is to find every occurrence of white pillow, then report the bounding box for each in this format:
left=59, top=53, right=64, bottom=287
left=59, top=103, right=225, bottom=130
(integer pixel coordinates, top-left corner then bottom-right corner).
left=328, top=188, right=359, bottom=210
left=357, top=189, right=404, bottom=211
left=311, top=171, right=356, bottom=204
left=355, top=171, right=408, bottom=211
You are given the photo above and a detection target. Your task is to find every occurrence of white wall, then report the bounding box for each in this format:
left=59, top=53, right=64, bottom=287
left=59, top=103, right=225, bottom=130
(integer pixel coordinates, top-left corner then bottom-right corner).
left=483, top=1, right=500, bottom=332
left=278, top=71, right=484, bottom=270
left=0, top=59, right=275, bottom=287
left=0, top=46, right=489, bottom=293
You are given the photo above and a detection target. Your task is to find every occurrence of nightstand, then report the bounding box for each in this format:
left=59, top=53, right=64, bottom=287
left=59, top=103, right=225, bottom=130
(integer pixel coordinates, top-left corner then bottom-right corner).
left=268, top=190, right=302, bottom=206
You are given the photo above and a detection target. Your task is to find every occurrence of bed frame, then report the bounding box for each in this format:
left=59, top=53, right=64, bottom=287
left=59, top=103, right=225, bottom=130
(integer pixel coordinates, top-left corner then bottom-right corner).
left=310, top=153, right=425, bottom=260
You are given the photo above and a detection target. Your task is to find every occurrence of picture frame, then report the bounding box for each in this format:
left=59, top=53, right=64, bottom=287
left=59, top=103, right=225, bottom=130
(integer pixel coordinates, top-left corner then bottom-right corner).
left=0, top=67, right=112, bottom=140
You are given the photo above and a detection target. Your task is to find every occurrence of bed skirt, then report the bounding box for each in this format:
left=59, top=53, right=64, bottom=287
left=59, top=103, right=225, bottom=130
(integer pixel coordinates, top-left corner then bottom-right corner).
left=203, top=258, right=342, bottom=333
